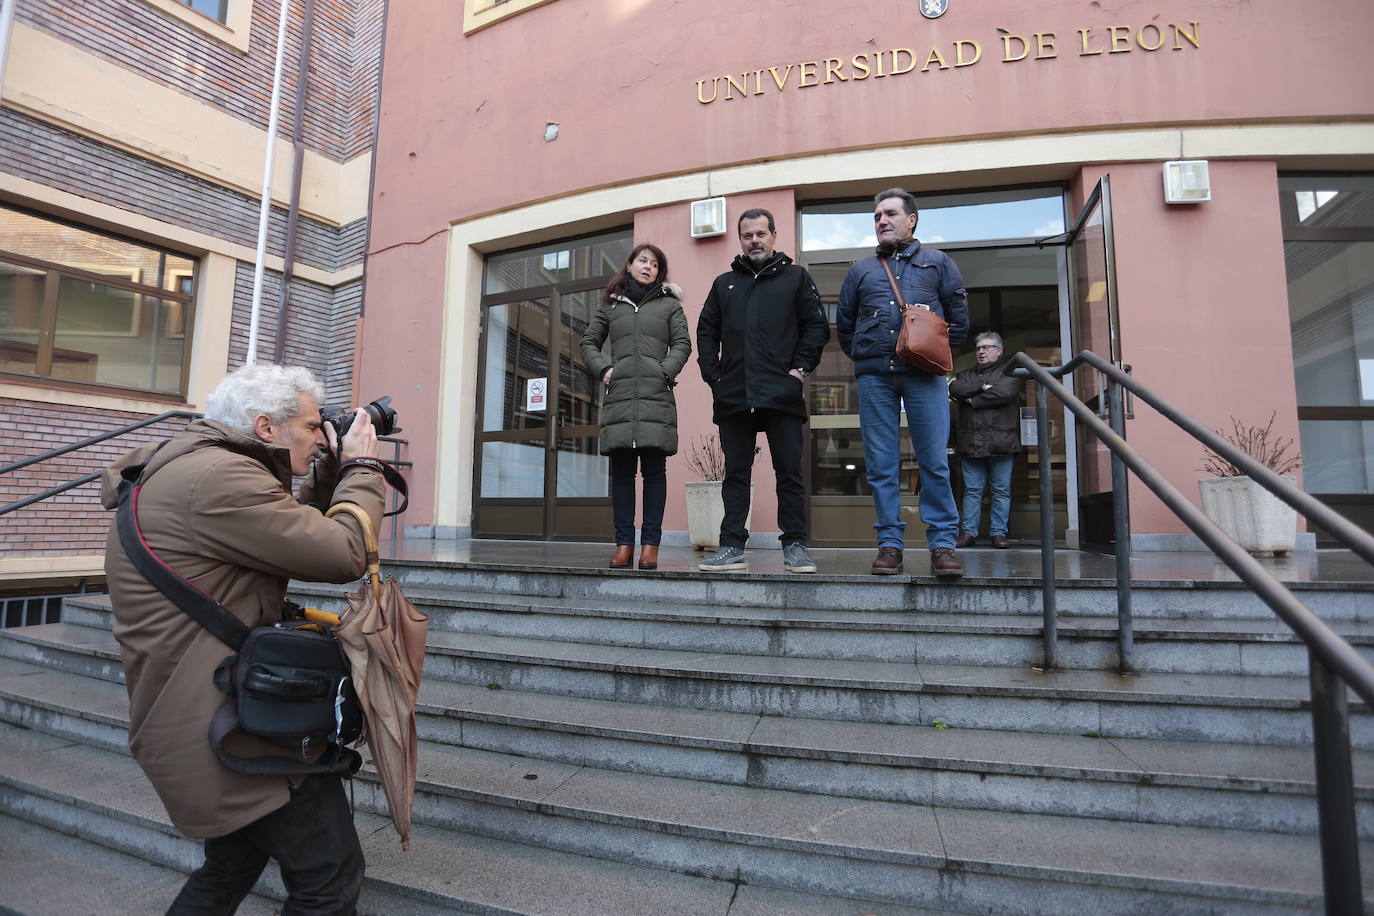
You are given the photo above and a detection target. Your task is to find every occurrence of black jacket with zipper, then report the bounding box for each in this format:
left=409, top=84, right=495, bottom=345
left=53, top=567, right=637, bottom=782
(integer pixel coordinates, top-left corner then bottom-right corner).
left=696, top=252, right=830, bottom=422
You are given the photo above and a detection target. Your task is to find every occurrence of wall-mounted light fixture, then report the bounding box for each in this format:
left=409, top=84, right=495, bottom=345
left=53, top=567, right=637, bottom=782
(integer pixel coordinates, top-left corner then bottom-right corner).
left=1163, top=159, right=1211, bottom=204
left=690, top=197, right=727, bottom=238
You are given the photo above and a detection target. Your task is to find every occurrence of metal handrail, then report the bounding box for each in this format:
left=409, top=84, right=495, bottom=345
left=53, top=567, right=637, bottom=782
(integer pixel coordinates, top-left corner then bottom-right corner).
left=0, top=411, right=203, bottom=517
left=1012, top=349, right=1374, bottom=910
left=0, top=411, right=203, bottom=476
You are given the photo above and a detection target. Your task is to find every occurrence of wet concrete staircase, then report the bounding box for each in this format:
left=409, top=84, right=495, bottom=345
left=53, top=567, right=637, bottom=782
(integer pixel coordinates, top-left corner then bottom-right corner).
left=3, top=556, right=1374, bottom=913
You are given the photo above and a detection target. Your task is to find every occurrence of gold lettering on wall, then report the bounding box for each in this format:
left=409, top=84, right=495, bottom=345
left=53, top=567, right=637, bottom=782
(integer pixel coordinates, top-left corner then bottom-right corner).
left=1172, top=21, right=1201, bottom=49
left=1137, top=24, right=1164, bottom=51
left=693, top=21, right=1203, bottom=103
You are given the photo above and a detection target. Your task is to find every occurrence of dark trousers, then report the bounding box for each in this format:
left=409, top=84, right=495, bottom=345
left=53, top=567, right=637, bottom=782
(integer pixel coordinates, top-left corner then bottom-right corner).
left=167, top=774, right=364, bottom=916
left=717, top=408, right=807, bottom=548
left=609, top=447, right=668, bottom=546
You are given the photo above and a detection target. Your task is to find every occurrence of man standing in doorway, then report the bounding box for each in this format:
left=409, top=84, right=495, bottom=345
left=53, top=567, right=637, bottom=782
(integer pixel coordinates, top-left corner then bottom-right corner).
left=950, top=330, right=1024, bottom=548
left=697, top=207, right=831, bottom=573
left=837, top=188, right=970, bottom=577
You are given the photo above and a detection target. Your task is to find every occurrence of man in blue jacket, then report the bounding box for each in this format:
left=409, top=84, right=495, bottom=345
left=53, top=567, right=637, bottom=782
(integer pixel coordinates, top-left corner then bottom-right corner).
left=837, top=188, right=969, bottom=577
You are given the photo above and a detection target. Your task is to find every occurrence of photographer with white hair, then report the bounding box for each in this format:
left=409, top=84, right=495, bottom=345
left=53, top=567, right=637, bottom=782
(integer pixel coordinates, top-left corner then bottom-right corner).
left=101, top=363, right=386, bottom=914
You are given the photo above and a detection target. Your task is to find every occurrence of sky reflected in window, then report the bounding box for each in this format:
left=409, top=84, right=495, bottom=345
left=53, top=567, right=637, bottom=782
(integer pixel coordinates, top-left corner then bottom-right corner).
left=802, top=194, right=1065, bottom=251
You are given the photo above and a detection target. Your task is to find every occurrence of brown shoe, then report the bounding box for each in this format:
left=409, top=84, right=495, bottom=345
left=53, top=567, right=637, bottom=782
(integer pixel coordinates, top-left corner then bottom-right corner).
left=638, top=545, right=659, bottom=570
left=931, top=547, right=963, bottom=578
left=955, top=532, right=977, bottom=549
left=990, top=535, right=1009, bottom=549
left=609, top=545, right=633, bottom=568
left=871, top=546, right=903, bottom=575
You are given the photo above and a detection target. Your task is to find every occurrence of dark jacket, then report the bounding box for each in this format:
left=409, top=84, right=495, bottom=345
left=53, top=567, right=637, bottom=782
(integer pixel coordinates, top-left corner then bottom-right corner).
left=696, top=252, right=830, bottom=421
left=948, top=355, right=1024, bottom=457
left=836, top=239, right=969, bottom=376
left=579, top=281, right=692, bottom=454
left=100, top=420, right=385, bottom=839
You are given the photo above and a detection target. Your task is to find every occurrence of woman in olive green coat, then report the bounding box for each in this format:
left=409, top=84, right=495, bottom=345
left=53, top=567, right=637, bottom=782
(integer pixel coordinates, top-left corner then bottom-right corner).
left=580, top=244, right=692, bottom=570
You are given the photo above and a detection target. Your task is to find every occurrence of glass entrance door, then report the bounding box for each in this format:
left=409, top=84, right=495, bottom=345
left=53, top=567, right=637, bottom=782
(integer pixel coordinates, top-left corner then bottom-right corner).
left=472, top=230, right=631, bottom=539
left=1060, top=176, right=1123, bottom=546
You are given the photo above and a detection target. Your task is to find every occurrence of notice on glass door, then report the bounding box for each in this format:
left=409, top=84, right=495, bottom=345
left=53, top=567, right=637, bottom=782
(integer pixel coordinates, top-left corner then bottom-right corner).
left=526, top=377, right=547, bottom=412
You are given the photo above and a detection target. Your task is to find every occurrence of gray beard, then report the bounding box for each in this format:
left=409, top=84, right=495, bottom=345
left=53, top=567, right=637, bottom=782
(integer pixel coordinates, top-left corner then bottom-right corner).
left=747, top=251, right=768, bottom=266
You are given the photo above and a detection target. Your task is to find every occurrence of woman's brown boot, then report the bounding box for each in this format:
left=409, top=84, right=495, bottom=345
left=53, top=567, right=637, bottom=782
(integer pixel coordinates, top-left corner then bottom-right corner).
left=638, top=545, right=659, bottom=570
left=609, top=545, right=633, bottom=568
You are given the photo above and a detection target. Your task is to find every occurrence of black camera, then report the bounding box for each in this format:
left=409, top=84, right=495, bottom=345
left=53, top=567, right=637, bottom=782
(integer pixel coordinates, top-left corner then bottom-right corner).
left=320, top=395, right=400, bottom=445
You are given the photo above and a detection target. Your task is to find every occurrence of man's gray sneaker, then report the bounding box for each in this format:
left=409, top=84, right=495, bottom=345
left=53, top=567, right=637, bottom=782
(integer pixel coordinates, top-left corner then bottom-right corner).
left=782, top=542, right=817, bottom=573
left=699, top=545, right=747, bottom=571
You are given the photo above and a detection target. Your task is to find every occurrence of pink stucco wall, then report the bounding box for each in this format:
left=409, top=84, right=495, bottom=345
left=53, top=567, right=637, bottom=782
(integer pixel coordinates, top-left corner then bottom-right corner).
left=1074, top=160, right=1301, bottom=535
left=359, top=0, right=1371, bottom=536
left=368, top=0, right=1374, bottom=251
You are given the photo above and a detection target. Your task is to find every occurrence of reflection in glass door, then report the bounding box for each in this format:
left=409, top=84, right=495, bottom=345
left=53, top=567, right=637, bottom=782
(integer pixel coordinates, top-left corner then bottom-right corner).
left=472, top=229, right=631, bottom=539
left=1062, top=177, right=1123, bottom=546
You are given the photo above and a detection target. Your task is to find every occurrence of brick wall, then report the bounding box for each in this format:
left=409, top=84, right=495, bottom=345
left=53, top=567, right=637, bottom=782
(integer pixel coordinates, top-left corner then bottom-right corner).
left=0, top=398, right=192, bottom=558
left=227, top=262, right=361, bottom=406
left=0, top=110, right=366, bottom=272
left=16, top=0, right=383, bottom=161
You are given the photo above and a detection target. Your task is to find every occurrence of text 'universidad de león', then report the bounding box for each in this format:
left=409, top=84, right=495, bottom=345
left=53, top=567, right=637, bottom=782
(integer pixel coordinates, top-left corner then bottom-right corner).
left=695, top=22, right=1201, bottom=104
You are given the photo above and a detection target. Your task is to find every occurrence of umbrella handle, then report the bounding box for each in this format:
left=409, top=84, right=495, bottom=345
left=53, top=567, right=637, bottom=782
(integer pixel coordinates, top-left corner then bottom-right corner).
left=326, top=501, right=382, bottom=599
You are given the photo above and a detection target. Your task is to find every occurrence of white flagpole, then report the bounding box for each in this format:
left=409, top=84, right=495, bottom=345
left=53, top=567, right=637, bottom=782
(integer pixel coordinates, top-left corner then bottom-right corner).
left=0, top=0, right=18, bottom=98
left=245, top=0, right=294, bottom=366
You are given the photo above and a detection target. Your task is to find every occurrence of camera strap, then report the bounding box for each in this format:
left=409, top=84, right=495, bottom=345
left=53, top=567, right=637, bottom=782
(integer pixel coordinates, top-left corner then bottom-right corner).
left=339, top=456, right=409, bottom=516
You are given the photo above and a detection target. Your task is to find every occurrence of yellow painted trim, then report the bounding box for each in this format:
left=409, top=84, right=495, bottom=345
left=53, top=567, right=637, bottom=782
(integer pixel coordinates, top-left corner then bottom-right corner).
left=0, top=383, right=190, bottom=415
left=0, top=557, right=106, bottom=579
left=463, top=0, right=559, bottom=35
left=137, top=0, right=253, bottom=54
left=3, top=23, right=371, bottom=227
left=429, top=122, right=1374, bottom=527
left=0, top=173, right=364, bottom=288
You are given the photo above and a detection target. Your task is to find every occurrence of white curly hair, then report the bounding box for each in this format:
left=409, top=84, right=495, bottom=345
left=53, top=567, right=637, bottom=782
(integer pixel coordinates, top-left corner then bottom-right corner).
left=204, top=363, right=325, bottom=433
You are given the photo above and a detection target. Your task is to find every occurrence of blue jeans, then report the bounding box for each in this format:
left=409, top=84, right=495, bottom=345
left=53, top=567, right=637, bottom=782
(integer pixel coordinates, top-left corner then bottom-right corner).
left=857, top=372, right=959, bottom=550
left=960, top=454, right=1014, bottom=538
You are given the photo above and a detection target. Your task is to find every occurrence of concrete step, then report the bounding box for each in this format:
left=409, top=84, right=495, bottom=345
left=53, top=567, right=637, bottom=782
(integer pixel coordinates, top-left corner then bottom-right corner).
left=0, top=622, right=126, bottom=684
left=0, top=813, right=279, bottom=916
left=359, top=736, right=1358, bottom=912
left=1, top=720, right=1357, bottom=912
left=9, top=619, right=1367, bottom=748
left=375, top=557, right=1374, bottom=621
left=8, top=655, right=1367, bottom=840
left=422, top=630, right=1374, bottom=747
left=3, top=723, right=901, bottom=916
left=289, top=580, right=1374, bottom=677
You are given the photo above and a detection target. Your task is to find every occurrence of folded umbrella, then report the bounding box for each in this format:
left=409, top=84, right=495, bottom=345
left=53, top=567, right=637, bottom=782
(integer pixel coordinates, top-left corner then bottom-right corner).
left=326, top=502, right=429, bottom=851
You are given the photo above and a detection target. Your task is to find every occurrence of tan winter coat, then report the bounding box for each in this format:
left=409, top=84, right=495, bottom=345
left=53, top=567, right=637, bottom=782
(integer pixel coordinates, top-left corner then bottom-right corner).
left=100, top=419, right=386, bottom=839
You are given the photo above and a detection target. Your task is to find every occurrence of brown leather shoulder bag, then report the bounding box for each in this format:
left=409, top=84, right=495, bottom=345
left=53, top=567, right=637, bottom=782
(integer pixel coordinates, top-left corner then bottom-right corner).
left=880, top=256, right=953, bottom=375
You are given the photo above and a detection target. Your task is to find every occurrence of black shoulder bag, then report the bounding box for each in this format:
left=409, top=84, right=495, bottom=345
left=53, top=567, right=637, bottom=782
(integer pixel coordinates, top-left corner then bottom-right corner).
left=114, top=459, right=389, bottom=777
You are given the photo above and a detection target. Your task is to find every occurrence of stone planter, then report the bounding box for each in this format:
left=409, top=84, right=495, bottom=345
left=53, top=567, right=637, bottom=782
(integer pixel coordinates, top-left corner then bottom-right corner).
left=685, top=481, right=751, bottom=549
left=1198, top=475, right=1298, bottom=557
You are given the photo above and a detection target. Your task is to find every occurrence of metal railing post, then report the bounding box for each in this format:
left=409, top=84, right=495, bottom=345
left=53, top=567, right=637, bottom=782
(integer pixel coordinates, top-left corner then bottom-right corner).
left=1309, top=649, right=1363, bottom=913
left=1106, top=374, right=1134, bottom=673
left=1036, top=381, right=1057, bottom=669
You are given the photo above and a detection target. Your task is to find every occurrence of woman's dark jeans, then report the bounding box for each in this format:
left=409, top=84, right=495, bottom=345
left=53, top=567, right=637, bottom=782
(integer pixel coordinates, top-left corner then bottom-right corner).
left=166, top=773, right=364, bottom=916
left=609, top=447, right=667, bottom=546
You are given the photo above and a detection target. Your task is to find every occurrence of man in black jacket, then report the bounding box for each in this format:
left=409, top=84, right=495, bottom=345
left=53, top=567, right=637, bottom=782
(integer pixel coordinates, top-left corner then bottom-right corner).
left=696, top=208, right=831, bottom=573
left=949, top=331, right=1024, bottom=548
